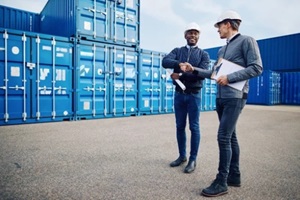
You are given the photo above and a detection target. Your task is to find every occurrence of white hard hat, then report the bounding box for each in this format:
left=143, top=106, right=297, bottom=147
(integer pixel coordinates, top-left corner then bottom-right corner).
left=184, top=22, right=201, bottom=34
left=214, top=10, right=242, bottom=27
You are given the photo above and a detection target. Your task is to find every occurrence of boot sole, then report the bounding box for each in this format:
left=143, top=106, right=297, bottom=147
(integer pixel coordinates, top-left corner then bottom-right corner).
left=201, top=190, right=228, bottom=197
left=227, top=183, right=241, bottom=187
left=169, top=160, right=187, bottom=167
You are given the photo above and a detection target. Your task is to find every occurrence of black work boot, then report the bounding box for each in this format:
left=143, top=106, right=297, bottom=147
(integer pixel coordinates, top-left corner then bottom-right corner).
left=201, top=179, right=228, bottom=197
left=227, top=173, right=241, bottom=187
left=170, top=157, right=187, bottom=167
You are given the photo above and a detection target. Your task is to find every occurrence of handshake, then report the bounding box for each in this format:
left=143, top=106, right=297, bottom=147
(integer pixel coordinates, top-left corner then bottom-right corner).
left=179, top=62, right=195, bottom=72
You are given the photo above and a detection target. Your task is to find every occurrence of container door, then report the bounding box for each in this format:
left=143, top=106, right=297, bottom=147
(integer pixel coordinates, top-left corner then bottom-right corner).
left=161, top=68, right=175, bottom=113
left=0, top=30, right=31, bottom=125
left=138, top=51, right=163, bottom=115
left=75, top=42, right=110, bottom=119
left=110, top=46, right=137, bottom=116
left=248, top=70, right=281, bottom=105
left=31, top=36, right=73, bottom=121
left=77, top=0, right=109, bottom=40
left=201, top=79, right=217, bottom=111
left=281, top=72, right=300, bottom=105
left=111, top=0, right=139, bottom=45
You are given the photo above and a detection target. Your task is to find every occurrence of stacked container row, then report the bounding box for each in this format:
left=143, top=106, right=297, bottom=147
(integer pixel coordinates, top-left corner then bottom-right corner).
left=0, top=28, right=218, bottom=126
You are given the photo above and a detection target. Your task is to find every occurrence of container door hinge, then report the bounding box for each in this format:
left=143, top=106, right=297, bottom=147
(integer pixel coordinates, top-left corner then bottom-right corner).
left=27, top=63, right=36, bottom=70
left=22, top=112, right=27, bottom=121
left=110, top=0, right=122, bottom=4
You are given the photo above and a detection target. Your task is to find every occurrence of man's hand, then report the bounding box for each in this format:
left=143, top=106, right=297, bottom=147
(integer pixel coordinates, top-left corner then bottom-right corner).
left=216, top=75, right=229, bottom=86
left=180, top=62, right=194, bottom=72
left=170, top=73, right=181, bottom=80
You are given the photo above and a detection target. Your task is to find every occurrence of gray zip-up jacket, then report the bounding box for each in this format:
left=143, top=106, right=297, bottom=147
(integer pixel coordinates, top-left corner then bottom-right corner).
left=193, top=34, right=263, bottom=98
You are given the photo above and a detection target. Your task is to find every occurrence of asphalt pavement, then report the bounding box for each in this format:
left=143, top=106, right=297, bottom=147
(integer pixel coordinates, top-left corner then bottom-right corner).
left=0, top=105, right=299, bottom=200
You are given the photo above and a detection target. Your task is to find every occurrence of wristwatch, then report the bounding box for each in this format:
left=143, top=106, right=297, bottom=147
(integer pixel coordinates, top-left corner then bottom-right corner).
left=179, top=73, right=183, bottom=77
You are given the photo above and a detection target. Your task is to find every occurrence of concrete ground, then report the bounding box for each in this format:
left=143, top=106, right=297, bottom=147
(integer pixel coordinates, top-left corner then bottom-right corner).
left=0, top=105, right=299, bottom=200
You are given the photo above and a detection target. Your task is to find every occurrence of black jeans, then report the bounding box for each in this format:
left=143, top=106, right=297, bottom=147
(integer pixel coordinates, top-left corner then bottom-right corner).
left=215, top=98, right=246, bottom=180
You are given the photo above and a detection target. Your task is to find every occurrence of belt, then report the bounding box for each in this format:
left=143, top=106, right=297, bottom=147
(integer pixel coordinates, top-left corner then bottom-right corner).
left=176, top=88, right=200, bottom=94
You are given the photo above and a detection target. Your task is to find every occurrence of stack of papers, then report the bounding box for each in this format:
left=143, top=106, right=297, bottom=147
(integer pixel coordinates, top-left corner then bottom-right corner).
left=211, top=59, right=246, bottom=91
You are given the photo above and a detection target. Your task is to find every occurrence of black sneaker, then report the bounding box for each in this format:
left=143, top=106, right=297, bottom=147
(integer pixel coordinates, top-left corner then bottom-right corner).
left=227, top=173, right=241, bottom=187
left=201, top=179, right=228, bottom=197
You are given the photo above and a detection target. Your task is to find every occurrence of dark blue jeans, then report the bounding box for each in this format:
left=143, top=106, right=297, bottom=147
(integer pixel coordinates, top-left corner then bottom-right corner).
left=216, top=98, right=246, bottom=181
left=174, top=91, right=201, bottom=161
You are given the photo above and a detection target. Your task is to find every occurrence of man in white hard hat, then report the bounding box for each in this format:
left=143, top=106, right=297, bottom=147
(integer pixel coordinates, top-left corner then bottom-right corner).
left=162, top=22, right=210, bottom=173
left=180, top=10, right=263, bottom=196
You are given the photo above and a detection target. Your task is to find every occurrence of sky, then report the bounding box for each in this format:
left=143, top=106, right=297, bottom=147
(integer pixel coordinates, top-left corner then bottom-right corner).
left=1, top=0, right=300, bottom=53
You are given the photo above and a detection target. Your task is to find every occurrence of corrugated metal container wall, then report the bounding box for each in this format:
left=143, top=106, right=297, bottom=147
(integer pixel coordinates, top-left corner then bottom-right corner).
left=281, top=72, right=300, bottom=105
left=203, top=47, right=219, bottom=60
left=201, top=79, right=217, bottom=111
left=40, top=0, right=140, bottom=47
left=138, top=49, right=175, bottom=115
left=74, top=40, right=138, bottom=120
left=161, top=70, right=175, bottom=113
left=0, top=28, right=74, bottom=125
left=201, top=60, right=217, bottom=111
left=247, top=70, right=281, bottom=105
left=0, top=5, right=40, bottom=32
left=257, top=33, right=300, bottom=71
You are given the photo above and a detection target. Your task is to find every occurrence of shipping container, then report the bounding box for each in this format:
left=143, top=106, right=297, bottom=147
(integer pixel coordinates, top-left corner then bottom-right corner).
left=40, top=0, right=140, bottom=47
left=257, top=33, right=300, bottom=71
left=137, top=49, right=174, bottom=115
left=281, top=72, right=300, bottom=105
left=74, top=40, right=138, bottom=120
left=0, top=28, right=73, bottom=125
left=0, top=5, right=40, bottom=32
left=247, top=70, right=281, bottom=105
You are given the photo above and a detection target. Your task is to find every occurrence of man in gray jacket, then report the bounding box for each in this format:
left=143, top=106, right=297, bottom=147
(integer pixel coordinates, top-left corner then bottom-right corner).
left=181, top=10, right=263, bottom=197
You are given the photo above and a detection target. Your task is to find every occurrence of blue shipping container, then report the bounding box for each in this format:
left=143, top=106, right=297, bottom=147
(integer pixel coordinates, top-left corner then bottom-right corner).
left=138, top=49, right=175, bottom=115
left=40, top=0, right=140, bottom=47
left=0, top=28, right=73, bottom=125
left=257, top=33, right=300, bottom=71
left=0, top=5, right=40, bottom=32
left=247, top=70, right=281, bottom=105
left=281, top=72, right=300, bottom=105
left=74, top=40, right=138, bottom=119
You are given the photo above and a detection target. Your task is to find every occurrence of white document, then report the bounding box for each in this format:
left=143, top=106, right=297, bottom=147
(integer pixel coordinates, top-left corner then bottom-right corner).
left=211, top=59, right=246, bottom=91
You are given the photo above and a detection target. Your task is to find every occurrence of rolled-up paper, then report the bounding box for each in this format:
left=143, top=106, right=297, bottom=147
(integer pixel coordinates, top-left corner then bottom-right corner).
left=166, top=69, right=186, bottom=91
